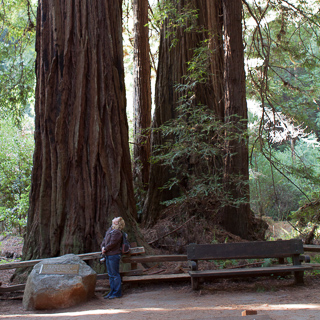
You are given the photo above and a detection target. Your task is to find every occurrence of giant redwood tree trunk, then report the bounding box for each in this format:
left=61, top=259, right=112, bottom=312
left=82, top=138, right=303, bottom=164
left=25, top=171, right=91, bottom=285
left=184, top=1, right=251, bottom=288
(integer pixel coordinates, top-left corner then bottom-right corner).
left=23, top=0, right=139, bottom=260
left=222, top=0, right=251, bottom=239
left=142, top=0, right=224, bottom=226
left=133, top=0, right=152, bottom=191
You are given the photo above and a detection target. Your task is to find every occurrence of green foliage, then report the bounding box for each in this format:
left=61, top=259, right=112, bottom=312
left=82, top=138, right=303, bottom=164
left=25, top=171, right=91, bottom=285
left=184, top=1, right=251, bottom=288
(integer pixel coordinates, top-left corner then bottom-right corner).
left=154, top=1, right=199, bottom=30
left=154, top=103, right=226, bottom=205
left=244, top=2, right=320, bottom=134
left=0, top=256, right=17, bottom=263
left=185, top=40, right=211, bottom=84
left=0, top=0, right=36, bottom=125
left=245, top=1, right=320, bottom=221
left=153, top=100, right=250, bottom=206
left=0, top=118, right=33, bottom=234
left=290, top=195, right=320, bottom=240
left=147, top=0, right=320, bottom=229
left=153, top=66, right=248, bottom=211
left=255, top=285, right=266, bottom=293
left=294, top=199, right=320, bottom=225
left=262, top=258, right=272, bottom=267
left=250, top=128, right=320, bottom=220
left=151, top=1, right=250, bottom=213
left=153, top=0, right=203, bottom=48
left=308, top=254, right=320, bottom=275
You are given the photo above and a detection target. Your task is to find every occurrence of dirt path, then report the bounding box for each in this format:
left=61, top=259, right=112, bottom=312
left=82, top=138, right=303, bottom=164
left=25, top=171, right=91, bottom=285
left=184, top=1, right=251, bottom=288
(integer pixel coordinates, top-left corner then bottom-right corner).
left=1, top=277, right=320, bottom=320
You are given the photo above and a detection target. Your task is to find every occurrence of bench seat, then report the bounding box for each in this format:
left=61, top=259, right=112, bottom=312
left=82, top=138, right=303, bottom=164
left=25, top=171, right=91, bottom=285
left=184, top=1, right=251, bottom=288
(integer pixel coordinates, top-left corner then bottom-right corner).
left=189, top=264, right=312, bottom=278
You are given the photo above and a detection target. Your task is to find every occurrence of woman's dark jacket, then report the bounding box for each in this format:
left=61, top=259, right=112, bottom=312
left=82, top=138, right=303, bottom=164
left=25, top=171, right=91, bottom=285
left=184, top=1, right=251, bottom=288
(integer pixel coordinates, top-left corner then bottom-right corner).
left=101, top=227, right=122, bottom=256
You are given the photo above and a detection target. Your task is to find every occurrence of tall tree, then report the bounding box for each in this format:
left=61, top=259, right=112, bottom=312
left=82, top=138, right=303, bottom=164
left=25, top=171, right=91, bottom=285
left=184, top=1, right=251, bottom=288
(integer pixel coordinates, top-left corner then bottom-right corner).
left=222, top=0, right=250, bottom=238
left=132, top=0, right=152, bottom=191
left=23, top=0, right=140, bottom=260
left=142, top=0, right=224, bottom=226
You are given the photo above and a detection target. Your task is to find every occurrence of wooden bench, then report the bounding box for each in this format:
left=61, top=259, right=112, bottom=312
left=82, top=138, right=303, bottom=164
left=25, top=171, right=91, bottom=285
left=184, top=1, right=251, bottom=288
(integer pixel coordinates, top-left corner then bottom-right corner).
left=187, top=239, right=312, bottom=290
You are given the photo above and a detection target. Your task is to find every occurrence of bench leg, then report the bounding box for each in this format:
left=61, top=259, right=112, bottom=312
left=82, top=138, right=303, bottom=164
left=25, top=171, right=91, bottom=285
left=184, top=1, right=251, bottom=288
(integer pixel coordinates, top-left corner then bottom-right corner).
left=294, top=271, right=304, bottom=285
left=191, top=277, right=199, bottom=290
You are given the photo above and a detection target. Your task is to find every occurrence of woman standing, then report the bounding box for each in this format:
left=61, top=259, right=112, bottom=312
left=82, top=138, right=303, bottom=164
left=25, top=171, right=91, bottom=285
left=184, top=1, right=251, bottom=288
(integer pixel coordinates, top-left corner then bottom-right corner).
left=101, top=217, right=125, bottom=299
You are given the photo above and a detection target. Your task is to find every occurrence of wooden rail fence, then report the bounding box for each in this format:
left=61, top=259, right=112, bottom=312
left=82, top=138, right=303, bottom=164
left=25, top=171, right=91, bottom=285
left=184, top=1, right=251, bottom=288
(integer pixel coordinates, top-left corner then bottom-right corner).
left=0, top=248, right=190, bottom=293
left=1, top=244, right=320, bottom=294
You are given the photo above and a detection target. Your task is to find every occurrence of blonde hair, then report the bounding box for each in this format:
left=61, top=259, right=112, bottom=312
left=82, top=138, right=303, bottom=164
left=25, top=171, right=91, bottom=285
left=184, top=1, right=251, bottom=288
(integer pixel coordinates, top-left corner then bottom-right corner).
left=111, top=217, right=125, bottom=230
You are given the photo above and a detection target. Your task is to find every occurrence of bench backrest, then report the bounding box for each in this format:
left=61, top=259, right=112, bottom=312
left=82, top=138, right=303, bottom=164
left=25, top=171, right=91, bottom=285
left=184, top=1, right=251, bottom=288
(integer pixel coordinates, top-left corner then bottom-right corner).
left=187, top=239, right=304, bottom=261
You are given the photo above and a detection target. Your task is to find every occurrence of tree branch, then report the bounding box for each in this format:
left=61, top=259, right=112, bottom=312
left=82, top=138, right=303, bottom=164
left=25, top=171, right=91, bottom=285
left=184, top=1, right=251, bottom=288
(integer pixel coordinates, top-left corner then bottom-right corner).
left=280, top=0, right=320, bottom=28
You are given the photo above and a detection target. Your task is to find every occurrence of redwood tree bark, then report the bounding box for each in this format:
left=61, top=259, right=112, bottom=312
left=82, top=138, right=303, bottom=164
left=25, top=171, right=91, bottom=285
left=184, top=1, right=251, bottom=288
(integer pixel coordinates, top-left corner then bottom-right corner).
left=133, top=0, right=152, bottom=191
left=222, top=0, right=251, bottom=238
left=142, top=0, right=224, bottom=226
left=23, top=0, right=139, bottom=260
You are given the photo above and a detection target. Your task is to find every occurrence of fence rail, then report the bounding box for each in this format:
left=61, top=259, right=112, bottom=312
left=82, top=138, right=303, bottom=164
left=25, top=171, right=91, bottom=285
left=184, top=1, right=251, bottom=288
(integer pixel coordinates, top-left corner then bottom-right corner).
left=2, top=244, right=320, bottom=294
left=0, top=247, right=191, bottom=293
left=303, top=245, right=320, bottom=252
left=0, top=247, right=145, bottom=271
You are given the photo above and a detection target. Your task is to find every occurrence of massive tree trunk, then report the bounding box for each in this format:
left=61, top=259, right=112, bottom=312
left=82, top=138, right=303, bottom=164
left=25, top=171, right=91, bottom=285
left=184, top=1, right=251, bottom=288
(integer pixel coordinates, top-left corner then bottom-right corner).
left=133, top=0, right=152, bottom=191
left=222, top=0, right=250, bottom=238
left=23, top=0, right=139, bottom=260
left=142, top=0, right=224, bottom=227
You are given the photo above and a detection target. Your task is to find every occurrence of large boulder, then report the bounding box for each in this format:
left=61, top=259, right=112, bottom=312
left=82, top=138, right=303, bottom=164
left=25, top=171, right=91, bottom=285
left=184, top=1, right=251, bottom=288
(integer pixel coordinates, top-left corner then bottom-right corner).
left=23, top=254, right=96, bottom=310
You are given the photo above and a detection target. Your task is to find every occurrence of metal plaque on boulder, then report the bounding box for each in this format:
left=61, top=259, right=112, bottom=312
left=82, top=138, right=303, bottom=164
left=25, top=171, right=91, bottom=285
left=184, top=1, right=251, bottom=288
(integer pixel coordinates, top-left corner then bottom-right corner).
left=39, top=264, right=80, bottom=275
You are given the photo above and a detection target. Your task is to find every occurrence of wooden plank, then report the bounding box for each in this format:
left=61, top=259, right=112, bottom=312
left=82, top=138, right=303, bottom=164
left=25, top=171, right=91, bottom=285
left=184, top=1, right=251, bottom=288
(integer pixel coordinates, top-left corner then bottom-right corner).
left=187, top=239, right=304, bottom=261
left=122, top=254, right=187, bottom=264
left=0, top=272, right=187, bottom=293
left=0, top=253, right=102, bottom=271
left=188, top=265, right=313, bottom=278
left=0, top=247, right=145, bottom=271
left=0, top=270, right=145, bottom=293
left=307, top=263, right=320, bottom=269
left=122, top=273, right=190, bottom=282
left=0, top=284, right=25, bottom=293
left=79, top=247, right=145, bottom=259
left=97, top=269, right=144, bottom=279
left=303, top=245, right=320, bottom=252
left=0, top=259, right=42, bottom=270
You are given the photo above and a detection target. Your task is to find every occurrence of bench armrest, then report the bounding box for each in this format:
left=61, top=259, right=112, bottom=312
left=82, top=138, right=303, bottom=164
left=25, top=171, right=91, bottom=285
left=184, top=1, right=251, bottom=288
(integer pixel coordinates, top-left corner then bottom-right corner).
left=188, top=260, right=198, bottom=271
left=300, top=255, right=311, bottom=263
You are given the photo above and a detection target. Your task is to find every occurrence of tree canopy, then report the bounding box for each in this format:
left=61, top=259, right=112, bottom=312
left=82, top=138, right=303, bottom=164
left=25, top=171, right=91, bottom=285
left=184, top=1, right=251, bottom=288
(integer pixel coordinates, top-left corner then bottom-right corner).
left=0, top=0, right=36, bottom=125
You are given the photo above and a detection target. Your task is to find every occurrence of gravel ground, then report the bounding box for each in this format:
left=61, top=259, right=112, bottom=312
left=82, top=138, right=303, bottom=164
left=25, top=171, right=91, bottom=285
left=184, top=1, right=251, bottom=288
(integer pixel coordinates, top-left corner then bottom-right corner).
left=1, top=279, right=320, bottom=320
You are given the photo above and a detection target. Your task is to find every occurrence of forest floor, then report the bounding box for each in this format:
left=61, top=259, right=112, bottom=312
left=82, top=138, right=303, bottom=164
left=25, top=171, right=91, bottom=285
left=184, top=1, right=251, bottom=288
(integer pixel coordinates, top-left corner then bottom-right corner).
left=1, top=222, right=320, bottom=319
